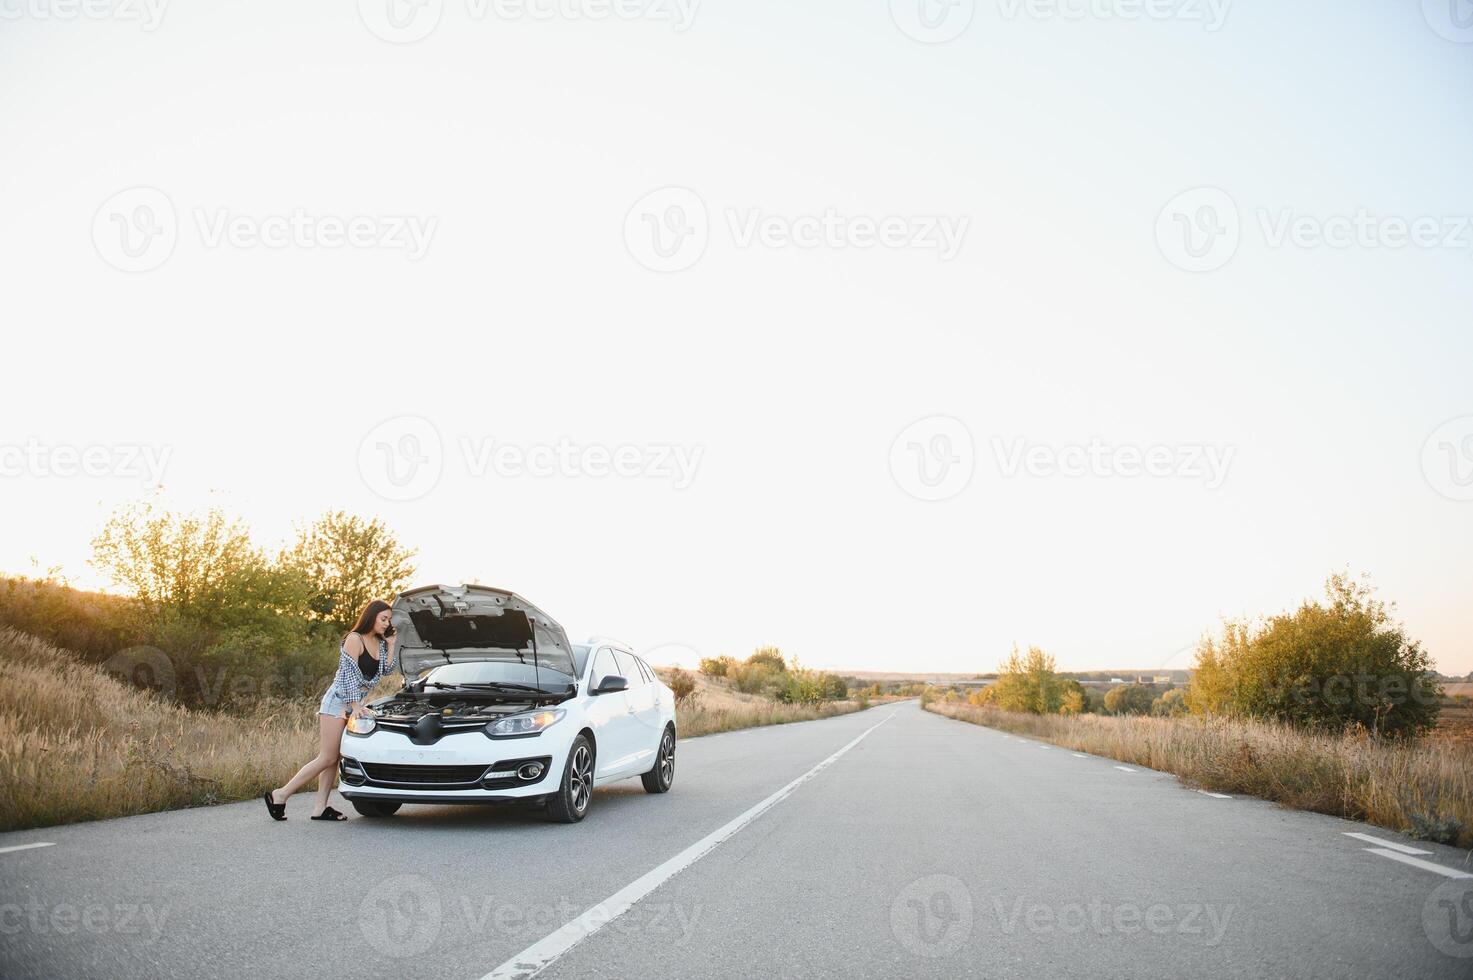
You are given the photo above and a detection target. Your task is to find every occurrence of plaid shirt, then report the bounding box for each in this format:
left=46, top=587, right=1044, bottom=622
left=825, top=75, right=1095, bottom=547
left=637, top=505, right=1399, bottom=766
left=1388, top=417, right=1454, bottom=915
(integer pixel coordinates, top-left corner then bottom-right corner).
left=330, top=635, right=396, bottom=705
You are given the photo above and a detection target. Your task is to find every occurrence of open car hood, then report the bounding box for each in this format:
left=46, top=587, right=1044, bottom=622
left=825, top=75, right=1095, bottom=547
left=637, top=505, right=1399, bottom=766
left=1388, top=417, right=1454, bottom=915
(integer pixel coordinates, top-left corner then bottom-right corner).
left=390, top=585, right=576, bottom=681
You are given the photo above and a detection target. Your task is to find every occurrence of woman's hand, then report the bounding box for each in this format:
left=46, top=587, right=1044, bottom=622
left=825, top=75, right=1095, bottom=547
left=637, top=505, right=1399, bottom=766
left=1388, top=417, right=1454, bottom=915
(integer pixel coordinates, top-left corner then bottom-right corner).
left=350, top=704, right=371, bottom=719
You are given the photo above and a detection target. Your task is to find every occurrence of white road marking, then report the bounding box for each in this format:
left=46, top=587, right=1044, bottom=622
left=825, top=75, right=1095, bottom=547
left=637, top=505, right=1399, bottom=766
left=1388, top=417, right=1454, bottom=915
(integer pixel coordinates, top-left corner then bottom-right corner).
left=1114, top=766, right=1136, bottom=773
left=1197, top=790, right=1231, bottom=799
left=480, top=711, right=898, bottom=980
left=1071, top=753, right=1087, bottom=758
left=1363, top=849, right=1472, bottom=879
left=0, top=842, right=55, bottom=855
left=1342, top=833, right=1431, bottom=855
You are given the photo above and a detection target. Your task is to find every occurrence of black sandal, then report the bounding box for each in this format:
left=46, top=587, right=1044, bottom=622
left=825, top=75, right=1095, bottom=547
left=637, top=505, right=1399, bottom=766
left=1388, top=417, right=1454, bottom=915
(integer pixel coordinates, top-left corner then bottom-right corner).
left=310, top=806, right=347, bottom=822
left=263, top=791, right=287, bottom=821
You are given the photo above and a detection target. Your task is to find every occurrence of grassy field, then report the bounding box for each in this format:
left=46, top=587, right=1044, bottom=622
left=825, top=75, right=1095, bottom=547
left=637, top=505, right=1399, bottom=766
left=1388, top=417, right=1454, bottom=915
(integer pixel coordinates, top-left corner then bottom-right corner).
left=1436, top=689, right=1473, bottom=745
left=0, top=626, right=325, bottom=832
left=925, top=699, right=1473, bottom=848
left=0, top=627, right=865, bottom=832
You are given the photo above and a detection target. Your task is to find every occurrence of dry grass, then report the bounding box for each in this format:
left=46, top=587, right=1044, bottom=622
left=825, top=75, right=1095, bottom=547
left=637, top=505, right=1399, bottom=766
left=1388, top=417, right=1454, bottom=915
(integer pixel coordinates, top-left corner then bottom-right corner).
left=1436, top=694, right=1473, bottom=746
left=0, top=628, right=866, bottom=831
left=656, top=668, right=866, bottom=738
left=925, top=700, right=1473, bottom=849
left=0, top=626, right=325, bottom=832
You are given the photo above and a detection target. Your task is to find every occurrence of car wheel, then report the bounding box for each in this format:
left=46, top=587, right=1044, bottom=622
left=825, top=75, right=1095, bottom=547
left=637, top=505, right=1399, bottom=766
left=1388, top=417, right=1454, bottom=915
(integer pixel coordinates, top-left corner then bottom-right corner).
left=546, top=734, right=594, bottom=823
left=641, top=726, right=675, bottom=794
left=350, top=799, right=402, bottom=818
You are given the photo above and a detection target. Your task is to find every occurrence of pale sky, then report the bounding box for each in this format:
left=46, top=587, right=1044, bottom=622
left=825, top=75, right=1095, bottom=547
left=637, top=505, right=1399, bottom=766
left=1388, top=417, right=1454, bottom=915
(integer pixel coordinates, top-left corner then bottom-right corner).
left=2, top=0, right=1470, bottom=676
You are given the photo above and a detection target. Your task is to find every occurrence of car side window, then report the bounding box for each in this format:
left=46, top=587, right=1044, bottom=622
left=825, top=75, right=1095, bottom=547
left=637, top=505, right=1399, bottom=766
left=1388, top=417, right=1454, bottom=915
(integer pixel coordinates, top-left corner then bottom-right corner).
left=636, top=657, right=654, bottom=684
left=591, top=648, right=619, bottom=689
left=613, top=651, right=642, bottom=687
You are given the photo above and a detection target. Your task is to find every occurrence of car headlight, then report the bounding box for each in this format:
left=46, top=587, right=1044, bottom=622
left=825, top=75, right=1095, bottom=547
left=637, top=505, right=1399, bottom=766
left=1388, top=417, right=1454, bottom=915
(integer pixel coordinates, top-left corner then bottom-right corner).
left=485, top=708, right=565, bottom=739
left=346, top=714, right=377, bottom=736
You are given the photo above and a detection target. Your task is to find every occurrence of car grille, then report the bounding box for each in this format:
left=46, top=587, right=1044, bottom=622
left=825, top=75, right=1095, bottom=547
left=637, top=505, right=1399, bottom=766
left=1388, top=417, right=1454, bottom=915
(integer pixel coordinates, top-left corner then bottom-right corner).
left=360, top=763, right=487, bottom=785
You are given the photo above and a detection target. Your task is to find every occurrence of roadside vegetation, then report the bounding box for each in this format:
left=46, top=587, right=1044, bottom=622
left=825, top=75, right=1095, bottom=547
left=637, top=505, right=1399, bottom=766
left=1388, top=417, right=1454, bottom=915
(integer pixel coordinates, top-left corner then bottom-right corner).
left=923, top=573, right=1473, bottom=847
left=0, top=627, right=324, bottom=832
left=0, top=497, right=872, bottom=830
left=661, top=664, right=865, bottom=738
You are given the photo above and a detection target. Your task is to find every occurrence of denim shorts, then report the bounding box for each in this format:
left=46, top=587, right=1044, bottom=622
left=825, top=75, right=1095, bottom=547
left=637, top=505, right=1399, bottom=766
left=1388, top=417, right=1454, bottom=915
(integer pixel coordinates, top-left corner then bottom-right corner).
left=318, top=688, right=351, bottom=718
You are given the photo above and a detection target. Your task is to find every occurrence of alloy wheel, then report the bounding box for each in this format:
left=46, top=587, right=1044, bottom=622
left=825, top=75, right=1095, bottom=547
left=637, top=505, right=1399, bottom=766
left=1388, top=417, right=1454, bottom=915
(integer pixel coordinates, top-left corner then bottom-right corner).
left=570, top=744, right=592, bottom=813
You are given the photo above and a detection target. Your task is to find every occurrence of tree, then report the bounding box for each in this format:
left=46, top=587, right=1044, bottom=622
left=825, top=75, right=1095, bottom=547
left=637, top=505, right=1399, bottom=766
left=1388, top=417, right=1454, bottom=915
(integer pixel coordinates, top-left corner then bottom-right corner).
left=989, top=646, right=1066, bottom=714
left=1186, top=573, right=1439, bottom=737
left=699, top=656, right=734, bottom=677
left=1059, top=678, right=1088, bottom=715
left=1153, top=688, right=1188, bottom=717
left=282, top=512, right=417, bottom=629
left=91, top=500, right=310, bottom=632
left=746, top=647, right=787, bottom=673
left=1104, top=683, right=1156, bottom=716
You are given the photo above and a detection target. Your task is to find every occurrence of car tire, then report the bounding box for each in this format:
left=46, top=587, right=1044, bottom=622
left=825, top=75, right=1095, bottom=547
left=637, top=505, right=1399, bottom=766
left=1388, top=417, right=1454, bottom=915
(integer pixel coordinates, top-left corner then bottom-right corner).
left=641, top=726, right=675, bottom=794
left=349, top=799, right=402, bottom=818
left=546, top=734, right=594, bottom=824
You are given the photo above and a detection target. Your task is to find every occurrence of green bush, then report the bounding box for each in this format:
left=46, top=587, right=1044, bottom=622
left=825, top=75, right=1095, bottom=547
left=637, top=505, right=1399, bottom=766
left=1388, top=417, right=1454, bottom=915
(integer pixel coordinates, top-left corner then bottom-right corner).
left=667, top=667, right=698, bottom=706
left=1188, top=574, right=1439, bottom=737
left=745, top=647, right=787, bottom=673
left=1104, top=683, right=1156, bottom=716
left=777, top=671, right=825, bottom=705
left=989, top=646, right=1069, bottom=714
left=699, top=655, right=735, bottom=677
left=732, top=663, right=779, bottom=695
left=0, top=575, right=133, bottom=664
left=1153, top=688, right=1188, bottom=717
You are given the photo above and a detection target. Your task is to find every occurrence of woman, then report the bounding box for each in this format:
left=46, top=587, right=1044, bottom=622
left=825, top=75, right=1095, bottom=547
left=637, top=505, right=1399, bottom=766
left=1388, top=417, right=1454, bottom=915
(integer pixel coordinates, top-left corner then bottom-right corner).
left=263, top=599, right=397, bottom=822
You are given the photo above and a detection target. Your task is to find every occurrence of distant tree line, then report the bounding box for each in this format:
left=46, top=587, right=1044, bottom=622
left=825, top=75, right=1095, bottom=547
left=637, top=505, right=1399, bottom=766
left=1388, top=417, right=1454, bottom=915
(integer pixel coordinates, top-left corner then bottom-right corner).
left=926, top=573, right=1440, bottom=739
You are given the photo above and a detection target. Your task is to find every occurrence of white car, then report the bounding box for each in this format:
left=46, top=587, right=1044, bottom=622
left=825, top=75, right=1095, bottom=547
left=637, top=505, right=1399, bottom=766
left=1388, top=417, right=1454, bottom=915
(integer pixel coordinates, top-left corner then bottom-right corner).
left=338, top=584, right=677, bottom=823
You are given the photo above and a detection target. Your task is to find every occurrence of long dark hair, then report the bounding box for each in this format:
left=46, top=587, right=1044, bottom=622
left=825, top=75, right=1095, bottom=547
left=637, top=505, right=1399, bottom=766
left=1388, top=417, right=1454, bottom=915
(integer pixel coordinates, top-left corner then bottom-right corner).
left=350, top=599, right=391, bottom=636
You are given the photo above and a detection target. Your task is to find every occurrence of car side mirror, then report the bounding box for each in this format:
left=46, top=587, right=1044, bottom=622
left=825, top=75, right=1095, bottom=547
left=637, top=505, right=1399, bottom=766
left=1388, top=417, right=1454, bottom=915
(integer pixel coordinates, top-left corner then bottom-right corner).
left=593, top=675, right=628, bottom=695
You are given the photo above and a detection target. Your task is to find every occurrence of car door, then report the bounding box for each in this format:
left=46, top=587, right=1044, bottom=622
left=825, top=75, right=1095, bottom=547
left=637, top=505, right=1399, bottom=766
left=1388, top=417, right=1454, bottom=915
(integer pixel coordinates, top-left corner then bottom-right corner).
left=583, top=646, right=639, bottom=781
left=615, top=651, right=661, bottom=773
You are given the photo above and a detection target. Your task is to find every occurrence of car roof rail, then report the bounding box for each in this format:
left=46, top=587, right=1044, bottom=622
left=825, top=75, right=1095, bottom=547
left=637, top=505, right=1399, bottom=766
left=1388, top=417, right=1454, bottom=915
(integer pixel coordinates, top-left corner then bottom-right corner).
left=584, top=634, right=630, bottom=650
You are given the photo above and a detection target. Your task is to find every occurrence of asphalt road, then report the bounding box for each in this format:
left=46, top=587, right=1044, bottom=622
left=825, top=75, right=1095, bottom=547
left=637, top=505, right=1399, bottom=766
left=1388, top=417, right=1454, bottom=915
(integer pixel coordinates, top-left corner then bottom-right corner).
left=2, top=701, right=1471, bottom=979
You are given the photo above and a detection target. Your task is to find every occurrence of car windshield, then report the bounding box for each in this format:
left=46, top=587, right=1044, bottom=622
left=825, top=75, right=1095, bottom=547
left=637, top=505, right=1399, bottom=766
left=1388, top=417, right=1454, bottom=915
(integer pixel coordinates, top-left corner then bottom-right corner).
left=572, top=644, right=591, bottom=679
left=419, top=660, right=574, bottom=690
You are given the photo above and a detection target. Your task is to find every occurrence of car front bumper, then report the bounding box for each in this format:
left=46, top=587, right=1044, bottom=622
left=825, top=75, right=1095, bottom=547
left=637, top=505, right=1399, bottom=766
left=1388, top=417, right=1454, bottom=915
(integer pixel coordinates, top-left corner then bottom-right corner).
left=337, top=725, right=574, bottom=803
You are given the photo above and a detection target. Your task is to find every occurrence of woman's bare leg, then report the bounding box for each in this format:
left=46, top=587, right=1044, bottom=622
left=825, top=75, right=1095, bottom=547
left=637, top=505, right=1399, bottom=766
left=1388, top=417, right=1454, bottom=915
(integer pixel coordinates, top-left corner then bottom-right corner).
left=312, top=715, right=344, bottom=816
left=272, top=714, right=347, bottom=808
